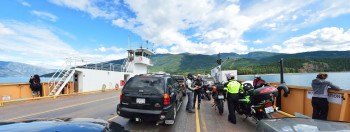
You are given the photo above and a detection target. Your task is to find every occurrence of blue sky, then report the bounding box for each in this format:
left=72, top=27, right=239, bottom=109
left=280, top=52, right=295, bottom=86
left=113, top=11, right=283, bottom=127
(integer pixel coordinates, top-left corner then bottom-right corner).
left=1, top=0, right=350, bottom=68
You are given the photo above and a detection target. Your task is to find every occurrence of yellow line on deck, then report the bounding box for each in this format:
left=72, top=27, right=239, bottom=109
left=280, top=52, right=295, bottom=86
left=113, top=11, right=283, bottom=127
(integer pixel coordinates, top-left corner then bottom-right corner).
left=199, top=108, right=208, bottom=132
left=278, top=111, right=295, bottom=117
left=108, top=115, right=119, bottom=121
left=6, top=96, right=116, bottom=121
left=195, top=101, right=200, bottom=132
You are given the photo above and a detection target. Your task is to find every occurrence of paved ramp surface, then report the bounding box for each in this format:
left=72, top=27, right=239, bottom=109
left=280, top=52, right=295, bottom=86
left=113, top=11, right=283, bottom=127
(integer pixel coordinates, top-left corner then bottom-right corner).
left=0, top=90, right=268, bottom=131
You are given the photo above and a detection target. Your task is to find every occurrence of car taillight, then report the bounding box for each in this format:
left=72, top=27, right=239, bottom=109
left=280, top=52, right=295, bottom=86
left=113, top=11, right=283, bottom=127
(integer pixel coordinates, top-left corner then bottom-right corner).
left=260, top=87, right=277, bottom=94
left=164, top=93, right=170, bottom=105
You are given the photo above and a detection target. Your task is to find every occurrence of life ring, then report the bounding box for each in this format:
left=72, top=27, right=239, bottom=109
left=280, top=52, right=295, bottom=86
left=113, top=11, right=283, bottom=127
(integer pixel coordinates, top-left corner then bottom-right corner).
left=49, top=82, right=54, bottom=86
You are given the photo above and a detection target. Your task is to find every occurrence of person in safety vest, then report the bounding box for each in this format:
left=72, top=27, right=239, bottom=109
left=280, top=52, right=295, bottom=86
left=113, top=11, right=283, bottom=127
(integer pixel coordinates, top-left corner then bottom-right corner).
left=253, top=74, right=266, bottom=89
left=224, top=73, right=243, bottom=124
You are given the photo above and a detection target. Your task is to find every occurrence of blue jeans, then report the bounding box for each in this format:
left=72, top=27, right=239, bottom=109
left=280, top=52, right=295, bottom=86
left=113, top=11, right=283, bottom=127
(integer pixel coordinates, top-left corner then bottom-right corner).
left=186, top=91, right=194, bottom=110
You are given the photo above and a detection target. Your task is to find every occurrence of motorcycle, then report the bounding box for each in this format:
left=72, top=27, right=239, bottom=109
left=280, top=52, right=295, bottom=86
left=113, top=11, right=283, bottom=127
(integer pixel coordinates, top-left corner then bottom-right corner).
left=236, top=83, right=278, bottom=120
left=212, top=84, right=226, bottom=115
left=202, top=84, right=212, bottom=100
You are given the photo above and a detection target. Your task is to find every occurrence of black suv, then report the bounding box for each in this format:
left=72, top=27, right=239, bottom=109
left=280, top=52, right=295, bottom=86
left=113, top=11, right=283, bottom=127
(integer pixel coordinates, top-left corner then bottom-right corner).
left=172, top=75, right=187, bottom=96
left=117, top=74, right=183, bottom=125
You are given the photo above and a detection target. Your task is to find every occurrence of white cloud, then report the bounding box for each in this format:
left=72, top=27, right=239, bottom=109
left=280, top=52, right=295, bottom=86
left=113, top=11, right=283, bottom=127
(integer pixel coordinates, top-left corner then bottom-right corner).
left=49, top=0, right=350, bottom=54
left=96, top=46, right=124, bottom=53
left=253, top=40, right=263, bottom=44
left=155, top=48, right=169, bottom=54
left=111, top=0, right=323, bottom=54
left=49, top=0, right=117, bottom=19
left=20, top=1, right=31, bottom=7
left=0, top=21, right=126, bottom=68
left=112, top=19, right=125, bottom=27
left=302, top=1, right=350, bottom=25
left=31, top=10, right=58, bottom=22
left=280, top=27, right=350, bottom=53
left=0, top=23, right=15, bottom=35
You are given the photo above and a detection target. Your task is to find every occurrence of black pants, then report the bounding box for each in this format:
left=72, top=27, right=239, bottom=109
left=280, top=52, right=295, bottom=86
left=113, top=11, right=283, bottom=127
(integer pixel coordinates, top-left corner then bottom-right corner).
left=227, top=93, right=239, bottom=123
left=193, top=90, right=202, bottom=105
left=312, top=97, right=328, bottom=120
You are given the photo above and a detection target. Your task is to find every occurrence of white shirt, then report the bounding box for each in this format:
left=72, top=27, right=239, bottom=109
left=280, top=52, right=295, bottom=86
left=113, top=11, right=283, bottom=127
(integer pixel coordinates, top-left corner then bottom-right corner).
left=186, top=79, right=196, bottom=92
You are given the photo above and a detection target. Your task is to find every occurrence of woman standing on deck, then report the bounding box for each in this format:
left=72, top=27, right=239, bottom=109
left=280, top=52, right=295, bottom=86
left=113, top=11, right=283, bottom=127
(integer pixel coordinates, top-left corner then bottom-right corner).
left=311, top=73, right=341, bottom=120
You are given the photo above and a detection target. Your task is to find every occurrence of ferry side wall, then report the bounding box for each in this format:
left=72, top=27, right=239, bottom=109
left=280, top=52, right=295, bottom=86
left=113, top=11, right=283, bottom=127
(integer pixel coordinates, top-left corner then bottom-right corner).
left=269, top=82, right=350, bottom=122
left=0, top=82, right=74, bottom=101
left=1, top=81, right=350, bottom=122
left=75, top=68, right=134, bottom=92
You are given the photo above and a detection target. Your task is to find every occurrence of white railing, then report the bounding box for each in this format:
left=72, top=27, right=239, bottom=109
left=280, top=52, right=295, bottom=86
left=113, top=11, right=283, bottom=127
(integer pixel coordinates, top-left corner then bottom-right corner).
left=47, top=59, right=75, bottom=95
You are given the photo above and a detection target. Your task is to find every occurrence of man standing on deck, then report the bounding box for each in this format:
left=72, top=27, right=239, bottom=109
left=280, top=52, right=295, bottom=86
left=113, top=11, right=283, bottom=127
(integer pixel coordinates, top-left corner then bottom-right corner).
left=186, top=73, right=198, bottom=113
left=193, top=75, right=203, bottom=110
left=225, top=73, right=243, bottom=124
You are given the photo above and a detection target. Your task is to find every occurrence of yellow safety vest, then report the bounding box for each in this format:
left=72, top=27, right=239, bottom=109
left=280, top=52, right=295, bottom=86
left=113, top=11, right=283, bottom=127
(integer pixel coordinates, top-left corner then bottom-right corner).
left=226, top=80, right=243, bottom=94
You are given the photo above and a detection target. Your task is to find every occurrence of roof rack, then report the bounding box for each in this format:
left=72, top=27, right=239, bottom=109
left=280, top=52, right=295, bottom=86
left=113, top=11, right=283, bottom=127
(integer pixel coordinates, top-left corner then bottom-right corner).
left=154, top=73, right=171, bottom=76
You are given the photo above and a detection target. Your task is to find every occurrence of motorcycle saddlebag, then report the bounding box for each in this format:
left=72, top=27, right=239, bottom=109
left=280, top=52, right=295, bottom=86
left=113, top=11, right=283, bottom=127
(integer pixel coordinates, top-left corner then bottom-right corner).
left=252, top=86, right=278, bottom=102
left=215, top=84, right=225, bottom=92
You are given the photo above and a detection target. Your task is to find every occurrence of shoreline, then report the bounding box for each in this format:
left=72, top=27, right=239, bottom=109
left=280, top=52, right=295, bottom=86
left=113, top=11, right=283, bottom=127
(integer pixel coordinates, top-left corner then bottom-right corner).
left=238, top=71, right=350, bottom=76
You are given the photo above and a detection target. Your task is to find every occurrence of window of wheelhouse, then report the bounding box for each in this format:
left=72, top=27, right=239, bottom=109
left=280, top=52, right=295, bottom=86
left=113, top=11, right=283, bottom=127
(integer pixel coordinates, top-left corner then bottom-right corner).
left=135, top=52, right=142, bottom=56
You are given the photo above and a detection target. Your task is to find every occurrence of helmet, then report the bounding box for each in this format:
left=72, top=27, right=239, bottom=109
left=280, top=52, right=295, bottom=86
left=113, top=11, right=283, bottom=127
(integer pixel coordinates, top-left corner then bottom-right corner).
left=255, top=74, right=261, bottom=79
left=225, top=73, right=235, bottom=80
left=196, top=74, right=201, bottom=79
left=187, top=73, right=194, bottom=80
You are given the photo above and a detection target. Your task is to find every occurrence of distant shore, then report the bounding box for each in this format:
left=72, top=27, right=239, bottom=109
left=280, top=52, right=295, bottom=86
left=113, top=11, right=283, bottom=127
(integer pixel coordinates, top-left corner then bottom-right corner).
left=238, top=71, right=350, bottom=76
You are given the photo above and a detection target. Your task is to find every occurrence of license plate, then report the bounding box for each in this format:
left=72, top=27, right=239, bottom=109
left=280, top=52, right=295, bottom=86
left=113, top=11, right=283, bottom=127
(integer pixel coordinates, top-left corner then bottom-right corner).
left=218, top=95, right=224, bottom=99
left=265, top=106, right=274, bottom=113
left=136, top=98, right=145, bottom=104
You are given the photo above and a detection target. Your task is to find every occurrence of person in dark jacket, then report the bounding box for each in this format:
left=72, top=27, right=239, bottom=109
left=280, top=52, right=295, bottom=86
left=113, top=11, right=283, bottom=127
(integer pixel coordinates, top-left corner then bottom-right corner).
left=311, top=73, right=341, bottom=120
left=193, top=74, right=203, bottom=110
left=32, top=75, right=42, bottom=97
left=29, top=76, right=35, bottom=96
left=253, top=75, right=266, bottom=89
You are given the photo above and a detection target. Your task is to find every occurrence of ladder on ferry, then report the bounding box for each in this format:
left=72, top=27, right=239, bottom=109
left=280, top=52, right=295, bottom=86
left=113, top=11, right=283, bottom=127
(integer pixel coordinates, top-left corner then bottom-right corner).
left=122, top=58, right=131, bottom=72
left=48, top=59, right=76, bottom=96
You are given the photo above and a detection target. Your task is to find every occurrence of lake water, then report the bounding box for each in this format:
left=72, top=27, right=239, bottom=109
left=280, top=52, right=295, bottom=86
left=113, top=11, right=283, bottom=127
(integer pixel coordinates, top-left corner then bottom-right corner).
left=238, top=72, right=350, bottom=90
left=0, top=77, right=51, bottom=84
left=1, top=72, right=349, bottom=90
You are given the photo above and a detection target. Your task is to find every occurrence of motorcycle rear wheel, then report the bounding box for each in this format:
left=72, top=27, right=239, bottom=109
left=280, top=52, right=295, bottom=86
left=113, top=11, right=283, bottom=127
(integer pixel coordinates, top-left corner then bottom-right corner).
left=264, top=113, right=272, bottom=119
left=218, top=100, right=224, bottom=115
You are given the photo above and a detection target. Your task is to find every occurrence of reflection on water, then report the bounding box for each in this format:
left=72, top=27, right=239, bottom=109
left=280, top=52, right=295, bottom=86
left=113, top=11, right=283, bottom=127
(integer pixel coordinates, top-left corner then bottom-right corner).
left=238, top=72, right=350, bottom=90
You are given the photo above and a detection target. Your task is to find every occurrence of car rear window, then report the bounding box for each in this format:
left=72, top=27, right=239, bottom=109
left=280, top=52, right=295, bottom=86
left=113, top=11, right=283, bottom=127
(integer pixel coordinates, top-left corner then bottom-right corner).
left=124, top=76, right=165, bottom=94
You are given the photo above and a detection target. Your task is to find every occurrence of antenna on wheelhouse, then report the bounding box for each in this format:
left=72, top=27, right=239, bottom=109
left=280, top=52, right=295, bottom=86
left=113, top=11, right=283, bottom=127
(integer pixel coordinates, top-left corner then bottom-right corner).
left=151, top=43, right=155, bottom=53
left=146, top=40, right=149, bottom=49
left=128, top=34, right=131, bottom=50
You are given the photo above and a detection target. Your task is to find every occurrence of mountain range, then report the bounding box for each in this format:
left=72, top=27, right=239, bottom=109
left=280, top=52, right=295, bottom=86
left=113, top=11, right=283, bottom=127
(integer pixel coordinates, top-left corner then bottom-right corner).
left=0, top=61, right=54, bottom=77
left=1, top=51, right=350, bottom=77
left=148, top=51, right=350, bottom=75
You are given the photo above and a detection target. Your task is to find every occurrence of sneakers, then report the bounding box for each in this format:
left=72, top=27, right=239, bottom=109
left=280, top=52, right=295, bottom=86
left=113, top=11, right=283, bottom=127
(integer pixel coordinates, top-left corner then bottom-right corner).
left=197, top=104, right=200, bottom=110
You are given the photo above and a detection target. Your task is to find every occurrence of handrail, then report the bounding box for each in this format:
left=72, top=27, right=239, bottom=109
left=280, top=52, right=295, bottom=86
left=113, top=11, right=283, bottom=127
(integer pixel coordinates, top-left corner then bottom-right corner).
left=47, top=59, right=71, bottom=94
